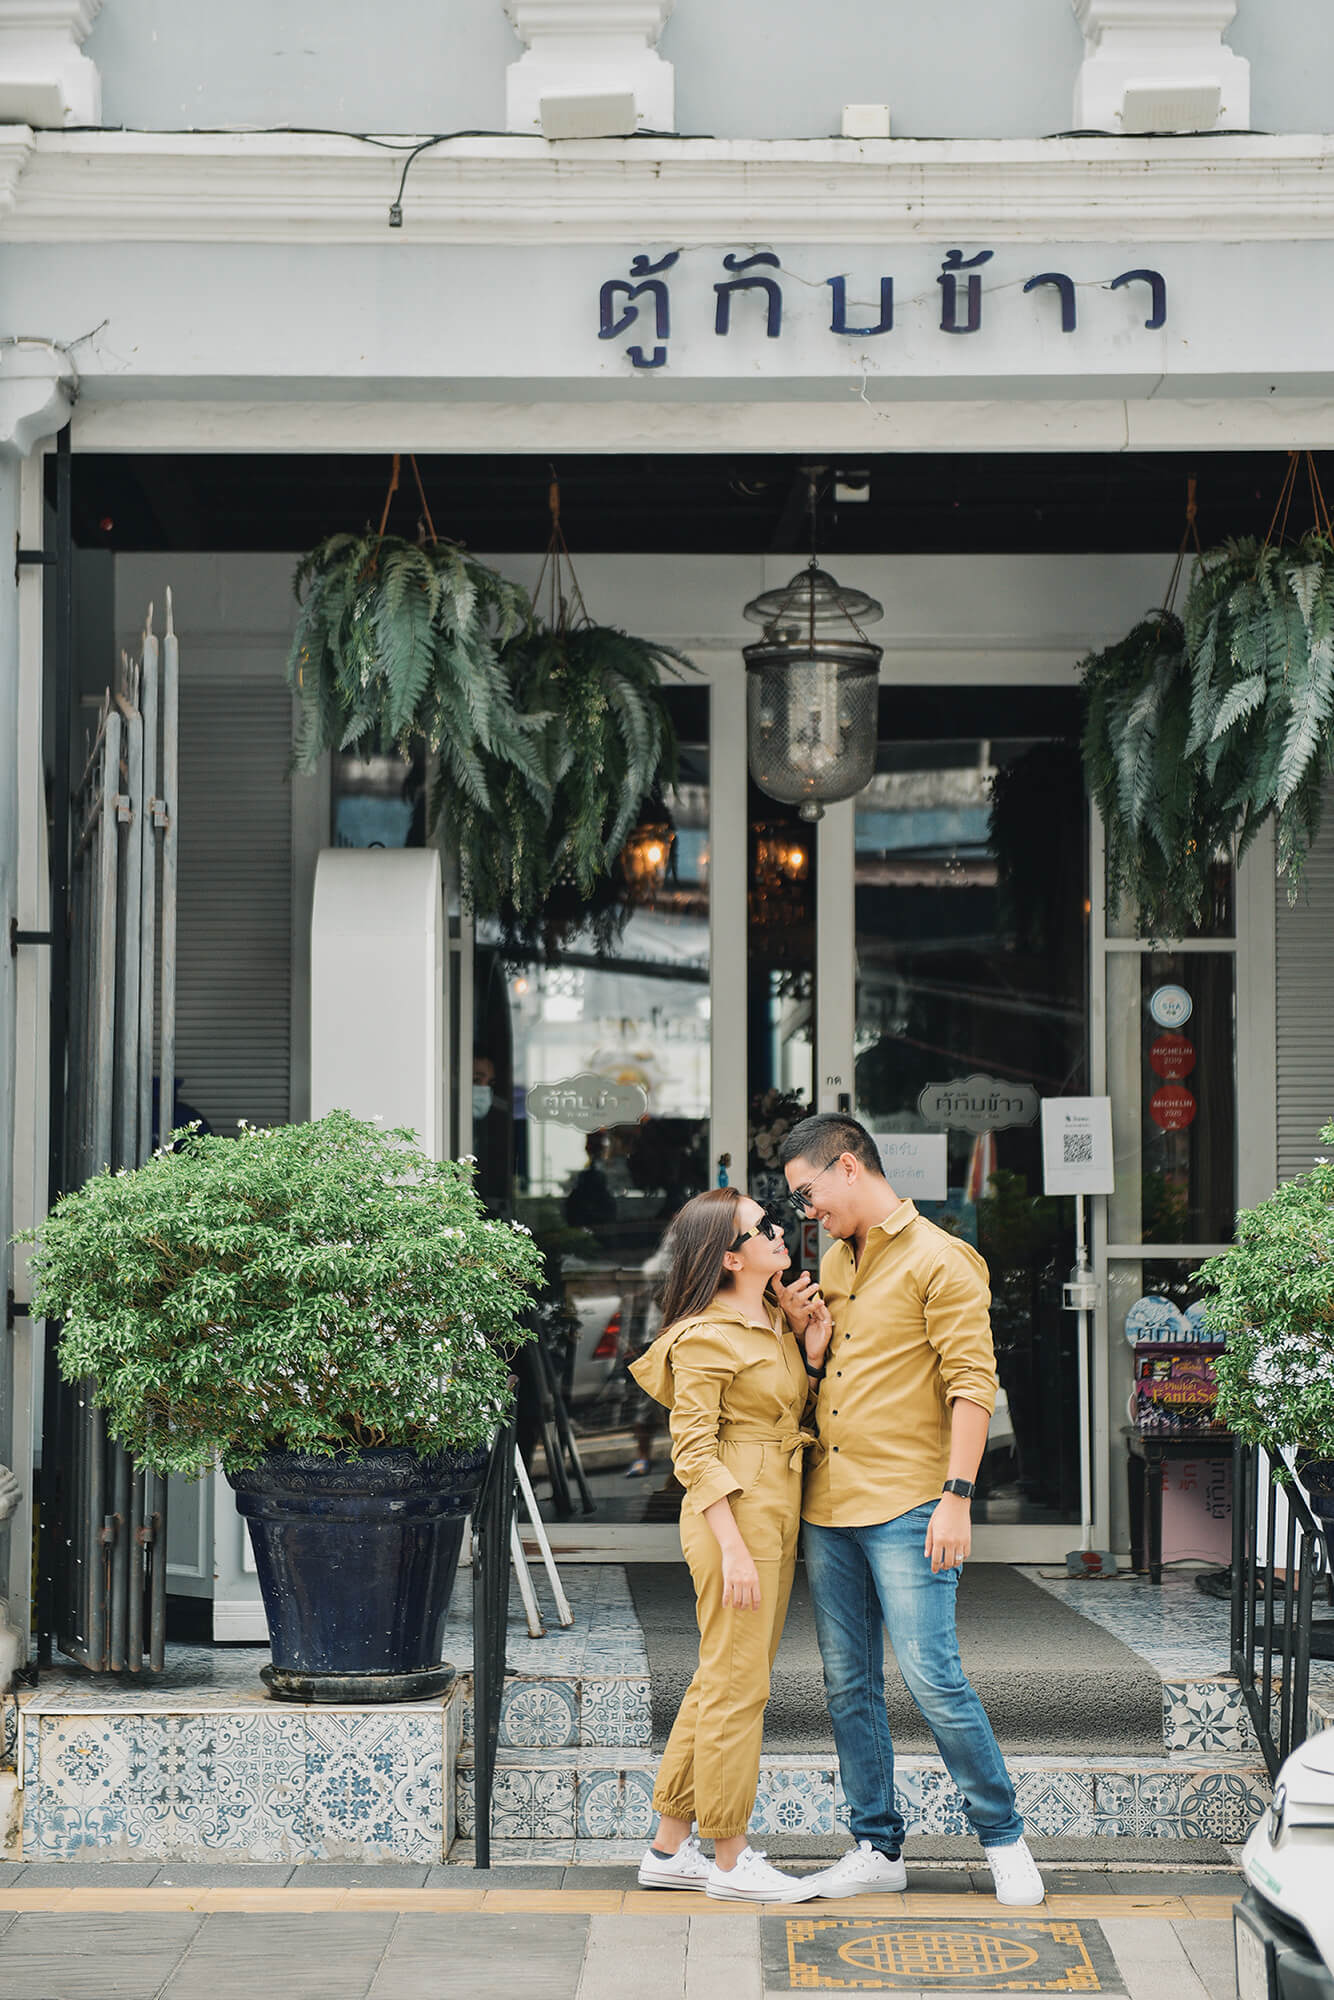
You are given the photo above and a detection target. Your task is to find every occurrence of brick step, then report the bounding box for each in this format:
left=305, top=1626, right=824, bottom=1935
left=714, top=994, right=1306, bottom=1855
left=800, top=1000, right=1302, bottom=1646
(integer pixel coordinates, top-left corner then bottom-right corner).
left=453, top=1741, right=1270, bottom=1847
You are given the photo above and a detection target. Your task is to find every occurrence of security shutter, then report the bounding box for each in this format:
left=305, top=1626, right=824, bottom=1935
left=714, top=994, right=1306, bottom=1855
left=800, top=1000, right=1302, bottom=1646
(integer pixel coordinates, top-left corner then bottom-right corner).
left=174, top=682, right=293, bottom=1138
left=1275, top=780, right=1334, bottom=1182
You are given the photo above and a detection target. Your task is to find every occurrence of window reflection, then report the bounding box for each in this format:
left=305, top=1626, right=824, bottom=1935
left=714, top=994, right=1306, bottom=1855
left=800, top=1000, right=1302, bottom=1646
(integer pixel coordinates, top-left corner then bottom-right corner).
left=483, top=696, right=710, bottom=1527
left=853, top=703, right=1087, bottom=1525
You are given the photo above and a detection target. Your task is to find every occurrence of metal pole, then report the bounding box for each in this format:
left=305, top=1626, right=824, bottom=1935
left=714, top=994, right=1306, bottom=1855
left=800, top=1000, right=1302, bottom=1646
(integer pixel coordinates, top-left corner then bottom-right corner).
left=36, top=424, right=73, bottom=1667
left=137, top=624, right=159, bottom=1161
left=158, top=592, right=178, bottom=1139
left=1075, top=1193, right=1093, bottom=1552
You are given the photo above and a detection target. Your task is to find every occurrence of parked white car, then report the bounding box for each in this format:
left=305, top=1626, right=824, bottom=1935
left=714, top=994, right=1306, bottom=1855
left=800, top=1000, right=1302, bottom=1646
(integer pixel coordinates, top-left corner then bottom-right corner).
left=1235, top=1725, right=1334, bottom=2000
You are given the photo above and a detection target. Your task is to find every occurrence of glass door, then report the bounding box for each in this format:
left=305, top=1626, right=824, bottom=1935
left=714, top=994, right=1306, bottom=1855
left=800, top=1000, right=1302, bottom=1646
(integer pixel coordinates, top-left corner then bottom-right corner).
left=821, top=687, right=1092, bottom=1560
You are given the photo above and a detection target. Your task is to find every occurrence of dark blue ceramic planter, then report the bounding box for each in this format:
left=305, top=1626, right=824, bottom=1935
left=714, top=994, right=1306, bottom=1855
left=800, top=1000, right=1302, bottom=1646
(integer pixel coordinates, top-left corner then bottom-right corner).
left=228, top=1445, right=489, bottom=1703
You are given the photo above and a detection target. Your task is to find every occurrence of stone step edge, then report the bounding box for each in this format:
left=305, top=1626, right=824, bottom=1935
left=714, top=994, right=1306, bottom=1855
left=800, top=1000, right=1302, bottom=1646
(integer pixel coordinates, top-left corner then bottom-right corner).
left=455, top=1747, right=1268, bottom=1776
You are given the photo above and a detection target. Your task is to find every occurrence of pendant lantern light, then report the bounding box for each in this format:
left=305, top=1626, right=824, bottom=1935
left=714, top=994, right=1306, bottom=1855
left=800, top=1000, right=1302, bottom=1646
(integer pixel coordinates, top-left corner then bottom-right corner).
left=742, top=470, right=883, bottom=821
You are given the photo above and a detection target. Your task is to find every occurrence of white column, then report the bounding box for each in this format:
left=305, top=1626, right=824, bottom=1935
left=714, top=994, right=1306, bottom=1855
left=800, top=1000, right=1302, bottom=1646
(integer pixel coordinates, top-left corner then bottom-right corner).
left=503, top=0, right=675, bottom=136
left=1, top=353, right=71, bottom=1669
left=1071, top=0, right=1250, bottom=133
left=0, top=1, right=103, bottom=128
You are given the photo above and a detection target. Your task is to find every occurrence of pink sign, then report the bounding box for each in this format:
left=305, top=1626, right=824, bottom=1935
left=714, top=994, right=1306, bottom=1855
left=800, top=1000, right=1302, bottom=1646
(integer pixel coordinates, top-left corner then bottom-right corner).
left=1159, top=1455, right=1232, bottom=1564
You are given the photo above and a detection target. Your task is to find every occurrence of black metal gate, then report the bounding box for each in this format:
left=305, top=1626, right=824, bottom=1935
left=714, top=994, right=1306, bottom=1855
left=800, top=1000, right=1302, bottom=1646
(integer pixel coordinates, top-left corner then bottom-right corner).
left=39, top=570, right=178, bottom=1673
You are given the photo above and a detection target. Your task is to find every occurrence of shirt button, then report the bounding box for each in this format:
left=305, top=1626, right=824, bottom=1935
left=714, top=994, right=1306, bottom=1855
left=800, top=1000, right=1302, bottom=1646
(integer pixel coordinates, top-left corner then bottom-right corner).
left=832, top=1445, right=839, bottom=1452
left=836, top=1371, right=842, bottom=1377
left=832, top=1409, right=838, bottom=1415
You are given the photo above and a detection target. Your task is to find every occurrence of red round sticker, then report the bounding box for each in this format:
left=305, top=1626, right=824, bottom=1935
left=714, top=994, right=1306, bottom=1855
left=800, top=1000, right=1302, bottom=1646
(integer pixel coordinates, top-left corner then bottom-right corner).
left=1149, top=1084, right=1197, bottom=1131
left=1150, top=1033, right=1196, bottom=1081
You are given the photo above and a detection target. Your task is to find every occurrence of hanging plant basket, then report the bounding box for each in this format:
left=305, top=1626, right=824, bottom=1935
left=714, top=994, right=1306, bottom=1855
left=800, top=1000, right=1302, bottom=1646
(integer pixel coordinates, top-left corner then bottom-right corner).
left=286, top=461, right=689, bottom=938
left=286, top=458, right=539, bottom=809
left=439, top=481, right=691, bottom=949
left=1080, top=458, right=1334, bottom=936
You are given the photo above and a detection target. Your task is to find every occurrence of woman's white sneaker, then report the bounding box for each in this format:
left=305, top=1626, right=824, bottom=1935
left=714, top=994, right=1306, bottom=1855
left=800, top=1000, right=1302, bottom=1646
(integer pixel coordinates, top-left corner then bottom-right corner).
left=637, top=1834, right=712, bottom=1891
left=984, top=1837, right=1045, bottom=1906
left=803, top=1839, right=907, bottom=1898
left=706, top=1846, right=820, bottom=1903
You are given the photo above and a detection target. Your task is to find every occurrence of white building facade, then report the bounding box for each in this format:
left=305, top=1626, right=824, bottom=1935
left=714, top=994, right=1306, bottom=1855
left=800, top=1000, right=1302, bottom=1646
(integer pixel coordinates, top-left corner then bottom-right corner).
left=3, top=0, right=1334, bottom=1643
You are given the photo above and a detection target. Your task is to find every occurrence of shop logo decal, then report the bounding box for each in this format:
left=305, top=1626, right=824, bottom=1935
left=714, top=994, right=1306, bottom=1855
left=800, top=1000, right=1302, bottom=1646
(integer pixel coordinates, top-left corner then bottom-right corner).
left=525, top=1073, right=648, bottom=1133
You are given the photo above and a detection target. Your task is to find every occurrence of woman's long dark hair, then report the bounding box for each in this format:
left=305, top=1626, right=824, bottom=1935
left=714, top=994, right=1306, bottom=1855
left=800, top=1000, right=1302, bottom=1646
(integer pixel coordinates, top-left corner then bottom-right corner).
left=657, top=1187, right=748, bottom=1329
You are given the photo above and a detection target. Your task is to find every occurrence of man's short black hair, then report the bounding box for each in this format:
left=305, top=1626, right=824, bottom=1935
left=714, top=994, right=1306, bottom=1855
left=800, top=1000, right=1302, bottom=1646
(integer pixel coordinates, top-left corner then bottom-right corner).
left=778, top=1113, right=884, bottom=1179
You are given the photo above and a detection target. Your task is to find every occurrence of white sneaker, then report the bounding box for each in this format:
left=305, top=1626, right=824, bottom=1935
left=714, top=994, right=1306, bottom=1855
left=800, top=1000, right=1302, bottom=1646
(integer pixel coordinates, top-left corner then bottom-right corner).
left=984, top=1836, right=1045, bottom=1906
left=803, top=1839, right=908, bottom=1898
left=706, top=1846, right=820, bottom=1903
left=637, top=1833, right=712, bottom=1891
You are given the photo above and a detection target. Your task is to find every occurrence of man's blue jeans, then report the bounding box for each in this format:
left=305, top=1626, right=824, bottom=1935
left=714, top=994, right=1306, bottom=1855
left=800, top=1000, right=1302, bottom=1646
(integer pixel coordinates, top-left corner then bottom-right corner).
left=803, top=1505, right=1025, bottom=1853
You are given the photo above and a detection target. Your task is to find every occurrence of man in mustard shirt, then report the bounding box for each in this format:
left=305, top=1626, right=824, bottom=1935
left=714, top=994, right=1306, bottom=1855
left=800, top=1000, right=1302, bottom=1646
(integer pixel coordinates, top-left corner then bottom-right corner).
left=779, top=1113, right=1045, bottom=1908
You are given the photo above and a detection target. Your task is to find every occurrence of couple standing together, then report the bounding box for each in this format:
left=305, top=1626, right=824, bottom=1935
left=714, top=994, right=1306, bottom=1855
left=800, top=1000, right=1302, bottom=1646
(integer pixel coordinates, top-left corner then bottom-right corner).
left=628, top=1112, right=1044, bottom=1907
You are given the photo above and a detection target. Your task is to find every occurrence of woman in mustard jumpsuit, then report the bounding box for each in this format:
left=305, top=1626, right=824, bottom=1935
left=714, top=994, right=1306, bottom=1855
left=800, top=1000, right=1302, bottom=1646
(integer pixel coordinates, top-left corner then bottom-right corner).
left=629, top=1187, right=830, bottom=1904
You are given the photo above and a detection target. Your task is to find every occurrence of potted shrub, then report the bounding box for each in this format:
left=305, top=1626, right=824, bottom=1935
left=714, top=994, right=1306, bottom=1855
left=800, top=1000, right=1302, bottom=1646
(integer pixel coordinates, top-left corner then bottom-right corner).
left=1199, top=1121, right=1334, bottom=1534
left=21, top=1111, right=542, bottom=1701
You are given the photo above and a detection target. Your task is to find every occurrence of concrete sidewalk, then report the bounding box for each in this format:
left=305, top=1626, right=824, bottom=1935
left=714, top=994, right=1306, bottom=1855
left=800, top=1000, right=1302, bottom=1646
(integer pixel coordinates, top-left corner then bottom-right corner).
left=0, top=1867, right=1243, bottom=1999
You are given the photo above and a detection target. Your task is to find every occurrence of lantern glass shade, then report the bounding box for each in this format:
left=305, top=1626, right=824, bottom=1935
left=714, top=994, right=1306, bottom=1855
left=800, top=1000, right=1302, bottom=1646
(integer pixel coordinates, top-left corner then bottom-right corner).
left=742, top=563, right=883, bottom=821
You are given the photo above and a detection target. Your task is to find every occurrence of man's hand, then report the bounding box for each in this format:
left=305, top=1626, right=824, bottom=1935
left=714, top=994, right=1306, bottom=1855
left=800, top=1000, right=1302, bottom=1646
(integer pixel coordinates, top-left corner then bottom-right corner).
left=924, top=1493, right=972, bottom=1573
left=775, top=1269, right=822, bottom=1335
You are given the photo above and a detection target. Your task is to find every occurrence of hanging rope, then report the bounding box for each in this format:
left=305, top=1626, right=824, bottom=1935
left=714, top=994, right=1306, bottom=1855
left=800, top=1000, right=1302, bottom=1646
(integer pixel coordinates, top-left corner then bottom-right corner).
left=1262, top=448, right=1332, bottom=552
left=1162, top=473, right=1203, bottom=613
left=375, top=451, right=440, bottom=546
left=531, top=471, right=591, bottom=634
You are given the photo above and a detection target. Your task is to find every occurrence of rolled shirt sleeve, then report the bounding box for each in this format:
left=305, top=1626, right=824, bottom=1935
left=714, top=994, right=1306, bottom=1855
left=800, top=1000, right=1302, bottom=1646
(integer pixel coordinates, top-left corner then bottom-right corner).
left=924, top=1240, right=999, bottom=1417
left=667, top=1324, right=746, bottom=1514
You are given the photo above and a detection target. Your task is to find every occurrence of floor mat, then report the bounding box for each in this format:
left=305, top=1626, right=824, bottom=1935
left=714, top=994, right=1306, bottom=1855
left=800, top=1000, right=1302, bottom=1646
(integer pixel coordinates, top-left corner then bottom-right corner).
left=626, top=1562, right=1165, bottom=1753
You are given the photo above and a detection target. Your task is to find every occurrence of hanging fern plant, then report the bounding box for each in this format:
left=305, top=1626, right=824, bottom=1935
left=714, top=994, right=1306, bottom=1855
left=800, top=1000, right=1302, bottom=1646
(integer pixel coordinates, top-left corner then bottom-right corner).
left=1079, top=611, right=1225, bottom=934
left=1080, top=457, right=1334, bottom=935
left=439, top=483, right=691, bottom=948
left=286, top=458, right=540, bottom=820
left=1182, top=527, right=1334, bottom=891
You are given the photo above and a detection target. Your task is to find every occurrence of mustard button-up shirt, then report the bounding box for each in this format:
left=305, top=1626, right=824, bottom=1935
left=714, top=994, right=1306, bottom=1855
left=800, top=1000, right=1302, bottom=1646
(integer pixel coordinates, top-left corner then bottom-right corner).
left=802, top=1201, right=999, bottom=1530
left=629, top=1297, right=815, bottom=1516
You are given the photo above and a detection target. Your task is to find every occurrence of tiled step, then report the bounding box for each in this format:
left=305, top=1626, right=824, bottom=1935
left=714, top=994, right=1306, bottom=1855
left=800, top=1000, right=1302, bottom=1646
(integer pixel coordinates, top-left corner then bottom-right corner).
left=453, top=1743, right=1270, bottom=1849
left=470, top=1668, right=1262, bottom=1758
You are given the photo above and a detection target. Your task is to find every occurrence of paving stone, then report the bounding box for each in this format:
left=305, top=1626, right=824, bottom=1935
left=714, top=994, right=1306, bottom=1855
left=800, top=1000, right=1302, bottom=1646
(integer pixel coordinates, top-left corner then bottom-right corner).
left=905, top=1866, right=974, bottom=1893
left=579, top=1911, right=688, bottom=2000
left=0, top=1912, right=202, bottom=2000
left=562, top=1864, right=642, bottom=1887
left=1109, top=1869, right=1241, bottom=1895
left=0, top=1868, right=21, bottom=1887
left=425, top=1863, right=569, bottom=1887
left=159, top=1913, right=397, bottom=2000
left=1100, top=1915, right=1211, bottom=2000
left=369, top=1913, right=589, bottom=1999
left=1175, top=1916, right=1239, bottom=1998
left=152, top=1865, right=297, bottom=1886
left=287, top=1862, right=430, bottom=1886
left=17, top=1860, right=167, bottom=1886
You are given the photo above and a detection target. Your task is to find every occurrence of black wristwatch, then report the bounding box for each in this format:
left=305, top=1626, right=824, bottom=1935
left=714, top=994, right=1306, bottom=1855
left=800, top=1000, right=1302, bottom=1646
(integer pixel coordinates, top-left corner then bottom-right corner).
left=941, top=1478, right=976, bottom=1500
left=804, top=1358, right=826, bottom=1380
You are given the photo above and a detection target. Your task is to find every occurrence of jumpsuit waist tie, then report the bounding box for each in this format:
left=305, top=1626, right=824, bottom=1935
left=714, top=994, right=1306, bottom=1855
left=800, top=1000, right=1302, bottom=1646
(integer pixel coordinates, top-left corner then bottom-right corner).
left=715, top=1421, right=818, bottom=1473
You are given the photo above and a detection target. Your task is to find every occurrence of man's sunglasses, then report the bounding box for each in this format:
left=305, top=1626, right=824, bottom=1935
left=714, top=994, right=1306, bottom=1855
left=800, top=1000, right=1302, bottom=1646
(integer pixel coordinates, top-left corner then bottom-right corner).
left=786, top=1157, right=840, bottom=1215
left=729, top=1207, right=787, bottom=1252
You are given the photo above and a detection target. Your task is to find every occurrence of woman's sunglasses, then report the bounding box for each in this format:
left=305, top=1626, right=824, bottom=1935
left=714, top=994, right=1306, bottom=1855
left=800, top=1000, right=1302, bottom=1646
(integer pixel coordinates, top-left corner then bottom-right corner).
left=729, top=1208, right=787, bottom=1252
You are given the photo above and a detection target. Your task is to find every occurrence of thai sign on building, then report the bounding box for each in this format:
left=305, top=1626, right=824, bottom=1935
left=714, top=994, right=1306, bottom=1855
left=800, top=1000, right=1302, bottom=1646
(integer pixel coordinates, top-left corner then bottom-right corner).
left=917, top=1074, right=1040, bottom=1134
left=597, top=247, right=1167, bottom=368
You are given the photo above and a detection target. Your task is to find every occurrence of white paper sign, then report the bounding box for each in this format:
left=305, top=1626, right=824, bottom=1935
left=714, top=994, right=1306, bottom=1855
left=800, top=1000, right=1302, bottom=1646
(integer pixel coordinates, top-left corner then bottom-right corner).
left=1041, top=1097, right=1115, bottom=1196
left=872, top=1131, right=948, bottom=1201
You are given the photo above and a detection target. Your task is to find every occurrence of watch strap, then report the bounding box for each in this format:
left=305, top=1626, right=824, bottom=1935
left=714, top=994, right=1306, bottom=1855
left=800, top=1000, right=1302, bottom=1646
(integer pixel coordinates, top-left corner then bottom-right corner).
left=804, top=1358, right=826, bottom=1380
left=941, top=1477, right=976, bottom=1500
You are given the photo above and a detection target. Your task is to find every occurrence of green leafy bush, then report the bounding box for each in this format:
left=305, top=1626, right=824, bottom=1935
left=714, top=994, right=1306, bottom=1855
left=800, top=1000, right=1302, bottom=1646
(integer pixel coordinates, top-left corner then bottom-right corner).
left=20, top=1111, right=542, bottom=1478
left=1199, top=1121, right=1334, bottom=1468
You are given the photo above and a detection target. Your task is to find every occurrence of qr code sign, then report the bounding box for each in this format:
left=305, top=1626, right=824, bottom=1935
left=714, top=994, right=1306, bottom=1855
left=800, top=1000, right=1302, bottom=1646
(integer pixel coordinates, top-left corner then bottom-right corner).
left=1063, top=1129, right=1094, bottom=1165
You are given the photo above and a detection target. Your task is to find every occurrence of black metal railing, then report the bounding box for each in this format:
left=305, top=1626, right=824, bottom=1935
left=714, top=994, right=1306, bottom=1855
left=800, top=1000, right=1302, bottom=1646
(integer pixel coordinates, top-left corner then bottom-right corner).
left=1231, top=1441, right=1333, bottom=1779
left=471, top=1412, right=518, bottom=1869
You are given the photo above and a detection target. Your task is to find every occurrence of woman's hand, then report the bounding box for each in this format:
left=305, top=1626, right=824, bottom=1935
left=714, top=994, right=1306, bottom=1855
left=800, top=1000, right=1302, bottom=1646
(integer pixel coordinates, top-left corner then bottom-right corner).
left=775, top=1269, right=821, bottom=1333
left=721, top=1541, right=762, bottom=1611
left=802, top=1296, right=833, bottom=1370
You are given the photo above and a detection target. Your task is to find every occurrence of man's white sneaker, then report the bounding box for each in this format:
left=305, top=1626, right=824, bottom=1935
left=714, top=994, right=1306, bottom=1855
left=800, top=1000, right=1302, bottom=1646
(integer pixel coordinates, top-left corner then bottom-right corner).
left=637, top=1833, right=712, bottom=1891
left=706, top=1846, right=819, bottom=1903
left=804, top=1840, right=907, bottom=1898
left=984, top=1837, right=1045, bottom=1906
